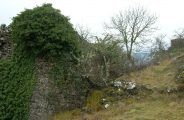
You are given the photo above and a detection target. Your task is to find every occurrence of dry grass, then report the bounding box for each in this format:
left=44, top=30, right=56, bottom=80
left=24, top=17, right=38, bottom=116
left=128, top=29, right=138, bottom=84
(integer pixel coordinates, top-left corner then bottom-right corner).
left=51, top=109, right=82, bottom=120
left=51, top=94, right=184, bottom=120
left=51, top=54, right=184, bottom=120
left=117, top=59, right=177, bottom=88
left=105, top=95, right=184, bottom=120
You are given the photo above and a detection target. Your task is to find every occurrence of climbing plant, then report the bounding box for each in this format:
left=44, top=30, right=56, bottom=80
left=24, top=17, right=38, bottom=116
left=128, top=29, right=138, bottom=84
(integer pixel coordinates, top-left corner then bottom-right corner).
left=0, top=52, right=36, bottom=120
left=0, top=3, right=81, bottom=120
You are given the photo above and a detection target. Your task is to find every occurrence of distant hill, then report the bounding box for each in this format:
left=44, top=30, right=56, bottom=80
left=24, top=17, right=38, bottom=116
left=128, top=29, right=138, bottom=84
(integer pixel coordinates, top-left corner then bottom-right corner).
left=133, top=52, right=151, bottom=65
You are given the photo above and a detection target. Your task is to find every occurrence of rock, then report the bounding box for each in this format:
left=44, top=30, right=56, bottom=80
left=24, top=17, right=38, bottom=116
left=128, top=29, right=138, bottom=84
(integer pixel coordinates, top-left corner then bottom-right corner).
left=104, top=104, right=109, bottom=109
left=102, top=98, right=107, bottom=102
left=118, top=88, right=121, bottom=91
left=113, top=81, right=122, bottom=87
left=126, top=82, right=136, bottom=90
left=0, top=29, right=12, bottom=59
left=167, top=87, right=171, bottom=93
left=0, top=37, right=5, bottom=41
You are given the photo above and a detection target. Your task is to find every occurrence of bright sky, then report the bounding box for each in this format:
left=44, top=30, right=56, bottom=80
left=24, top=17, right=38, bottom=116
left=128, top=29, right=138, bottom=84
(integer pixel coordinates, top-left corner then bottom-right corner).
left=1, top=0, right=184, bottom=43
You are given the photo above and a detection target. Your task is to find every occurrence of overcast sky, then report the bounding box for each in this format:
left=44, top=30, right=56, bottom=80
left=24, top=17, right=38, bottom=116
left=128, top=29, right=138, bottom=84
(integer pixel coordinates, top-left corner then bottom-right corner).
left=1, top=0, right=184, bottom=43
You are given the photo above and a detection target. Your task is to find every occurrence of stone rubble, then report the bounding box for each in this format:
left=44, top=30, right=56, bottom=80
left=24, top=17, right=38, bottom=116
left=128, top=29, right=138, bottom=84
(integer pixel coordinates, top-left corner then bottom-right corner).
left=112, top=80, right=137, bottom=90
left=104, top=104, right=109, bottom=109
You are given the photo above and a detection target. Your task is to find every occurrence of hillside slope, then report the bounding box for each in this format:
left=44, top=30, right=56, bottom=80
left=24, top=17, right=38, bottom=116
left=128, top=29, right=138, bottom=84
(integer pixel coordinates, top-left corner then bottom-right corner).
left=117, top=55, right=184, bottom=89
left=52, top=53, right=184, bottom=120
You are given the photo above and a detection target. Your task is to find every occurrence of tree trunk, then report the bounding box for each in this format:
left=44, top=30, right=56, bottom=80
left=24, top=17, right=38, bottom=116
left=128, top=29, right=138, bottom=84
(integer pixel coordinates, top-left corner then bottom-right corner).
left=103, top=56, right=109, bottom=86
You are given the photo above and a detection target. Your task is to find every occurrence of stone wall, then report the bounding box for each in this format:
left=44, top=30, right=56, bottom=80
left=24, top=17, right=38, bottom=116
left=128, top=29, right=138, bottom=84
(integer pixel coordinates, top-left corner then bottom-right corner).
left=29, top=58, right=54, bottom=120
left=0, top=25, right=12, bottom=59
left=29, top=58, right=87, bottom=120
left=170, top=38, right=184, bottom=49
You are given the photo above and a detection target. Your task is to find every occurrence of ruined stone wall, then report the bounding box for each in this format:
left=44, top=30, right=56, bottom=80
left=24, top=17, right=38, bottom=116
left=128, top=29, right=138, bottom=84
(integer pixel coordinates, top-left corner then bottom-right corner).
left=170, top=38, right=184, bottom=49
left=0, top=25, right=12, bottom=59
left=29, top=58, right=87, bottom=120
left=29, top=59, right=54, bottom=120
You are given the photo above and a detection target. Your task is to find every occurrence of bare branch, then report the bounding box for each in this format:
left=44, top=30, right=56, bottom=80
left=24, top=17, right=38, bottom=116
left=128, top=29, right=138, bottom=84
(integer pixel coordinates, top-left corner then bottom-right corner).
left=75, top=24, right=91, bottom=41
left=106, top=6, right=157, bottom=61
left=173, top=28, right=184, bottom=39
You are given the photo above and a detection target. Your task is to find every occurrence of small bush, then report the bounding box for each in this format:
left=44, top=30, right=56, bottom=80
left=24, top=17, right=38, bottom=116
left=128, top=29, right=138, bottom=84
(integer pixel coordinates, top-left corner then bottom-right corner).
left=86, top=90, right=103, bottom=112
left=176, top=65, right=184, bottom=84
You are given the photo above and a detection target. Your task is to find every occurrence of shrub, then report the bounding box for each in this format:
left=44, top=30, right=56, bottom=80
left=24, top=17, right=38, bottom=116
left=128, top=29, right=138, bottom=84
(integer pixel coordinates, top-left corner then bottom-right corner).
left=11, top=3, right=80, bottom=57
left=176, top=65, right=184, bottom=83
left=86, top=90, right=103, bottom=111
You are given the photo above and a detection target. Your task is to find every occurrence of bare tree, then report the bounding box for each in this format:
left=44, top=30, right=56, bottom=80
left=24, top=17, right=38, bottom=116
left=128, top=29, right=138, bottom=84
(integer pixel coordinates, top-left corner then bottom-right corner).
left=93, top=34, right=125, bottom=86
left=94, top=34, right=113, bottom=86
left=150, top=34, right=167, bottom=62
left=75, top=24, right=91, bottom=42
left=154, top=34, right=167, bottom=52
left=173, top=28, right=184, bottom=39
left=106, top=7, right=157, bottom=62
